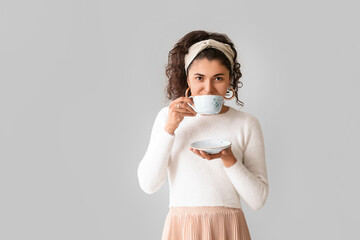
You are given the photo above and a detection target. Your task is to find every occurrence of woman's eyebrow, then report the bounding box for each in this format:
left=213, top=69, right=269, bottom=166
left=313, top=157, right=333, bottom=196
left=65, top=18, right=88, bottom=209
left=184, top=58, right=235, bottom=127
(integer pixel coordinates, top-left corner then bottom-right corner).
left=194, top=73, right=225, bottom=76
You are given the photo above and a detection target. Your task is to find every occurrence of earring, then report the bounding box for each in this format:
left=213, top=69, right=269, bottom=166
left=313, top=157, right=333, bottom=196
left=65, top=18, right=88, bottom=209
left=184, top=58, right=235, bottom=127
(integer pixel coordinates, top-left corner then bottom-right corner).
left=224, top=87, right=235, bottom=100
left=185, top=87, right=191, bottom=98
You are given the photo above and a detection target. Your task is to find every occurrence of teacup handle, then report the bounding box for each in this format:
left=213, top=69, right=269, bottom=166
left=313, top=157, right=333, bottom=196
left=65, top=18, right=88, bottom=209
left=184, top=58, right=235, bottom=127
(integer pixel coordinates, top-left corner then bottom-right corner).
left=187, top=96, right=196, bottom=112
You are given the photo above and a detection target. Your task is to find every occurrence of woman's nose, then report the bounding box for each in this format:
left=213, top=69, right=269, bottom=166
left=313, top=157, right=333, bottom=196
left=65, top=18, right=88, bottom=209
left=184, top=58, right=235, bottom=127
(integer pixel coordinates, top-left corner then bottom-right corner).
left=203, top=80, right=214, bottom=94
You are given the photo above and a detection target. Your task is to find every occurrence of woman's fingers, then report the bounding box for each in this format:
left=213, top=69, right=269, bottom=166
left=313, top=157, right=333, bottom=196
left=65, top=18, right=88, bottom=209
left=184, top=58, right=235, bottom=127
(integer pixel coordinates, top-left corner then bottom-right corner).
left=190, top=148, right=223, bottom=160
left=166, top=97, right=197, bottom=134
left=191, top=148, right=211, bottom=160
left=199, top=150, right=211, bottom=160
left=190, top=148, right=205, bottom=159
left=173, top=101, right=195, bottom=112
left=172, top=106, right=194, bottom=114
left=172, top=97, right=196, bottom=115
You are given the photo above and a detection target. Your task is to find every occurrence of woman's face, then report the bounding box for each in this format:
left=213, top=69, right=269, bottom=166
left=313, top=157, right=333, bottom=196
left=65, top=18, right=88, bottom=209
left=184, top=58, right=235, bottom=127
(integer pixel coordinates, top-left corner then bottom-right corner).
left=187, top=58, right=231, bottom=97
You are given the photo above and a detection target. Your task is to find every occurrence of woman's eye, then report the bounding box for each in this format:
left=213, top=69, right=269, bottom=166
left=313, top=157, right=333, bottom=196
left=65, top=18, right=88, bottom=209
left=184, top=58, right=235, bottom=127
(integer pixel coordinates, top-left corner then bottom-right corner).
left=195, top=77, right=202, bottom=80
left=215, top=77, right=223, bottom=81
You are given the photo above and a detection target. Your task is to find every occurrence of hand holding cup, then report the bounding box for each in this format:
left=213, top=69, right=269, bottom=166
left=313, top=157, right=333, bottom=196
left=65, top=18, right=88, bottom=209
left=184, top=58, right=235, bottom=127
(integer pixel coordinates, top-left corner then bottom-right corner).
left=165, top=97, right=197, bottom=135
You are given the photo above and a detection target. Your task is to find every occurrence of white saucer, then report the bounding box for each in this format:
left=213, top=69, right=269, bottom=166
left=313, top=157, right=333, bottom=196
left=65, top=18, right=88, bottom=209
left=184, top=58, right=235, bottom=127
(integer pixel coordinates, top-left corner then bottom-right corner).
left=190, top=139, right=232, bottom=154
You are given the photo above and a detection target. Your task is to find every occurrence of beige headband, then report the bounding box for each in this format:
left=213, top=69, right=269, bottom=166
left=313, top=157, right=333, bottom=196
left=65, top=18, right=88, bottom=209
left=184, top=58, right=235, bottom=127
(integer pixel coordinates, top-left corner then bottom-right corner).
left=184, top=39, right=235, bottom=74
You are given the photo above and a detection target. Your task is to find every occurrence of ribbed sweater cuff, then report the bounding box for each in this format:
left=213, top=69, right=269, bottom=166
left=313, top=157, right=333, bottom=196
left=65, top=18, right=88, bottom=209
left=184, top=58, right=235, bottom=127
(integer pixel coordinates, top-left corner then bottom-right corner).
left=147, top=127, right=175, bottom=166
left=223, top=160, right=251, bottom=180
left=158, top=127, right=175, bottom=141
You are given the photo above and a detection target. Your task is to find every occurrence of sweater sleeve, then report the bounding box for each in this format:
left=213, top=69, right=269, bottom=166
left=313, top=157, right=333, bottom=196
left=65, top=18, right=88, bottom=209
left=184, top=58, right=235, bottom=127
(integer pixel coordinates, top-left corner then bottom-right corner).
left=224, top=115, right=269, bottom=211
left=137, top=107, right=175, bottom=194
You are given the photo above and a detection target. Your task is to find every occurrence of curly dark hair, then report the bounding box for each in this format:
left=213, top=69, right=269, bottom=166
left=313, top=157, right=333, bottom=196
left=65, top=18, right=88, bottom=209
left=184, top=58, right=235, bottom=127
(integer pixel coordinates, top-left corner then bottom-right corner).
left=165, top=30, right=244, bottom=106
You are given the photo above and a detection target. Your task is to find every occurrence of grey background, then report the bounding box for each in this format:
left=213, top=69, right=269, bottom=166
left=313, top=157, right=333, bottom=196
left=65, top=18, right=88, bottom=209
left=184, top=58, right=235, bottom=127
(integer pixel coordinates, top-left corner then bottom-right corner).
left=1, top=0, right=359, bottom=239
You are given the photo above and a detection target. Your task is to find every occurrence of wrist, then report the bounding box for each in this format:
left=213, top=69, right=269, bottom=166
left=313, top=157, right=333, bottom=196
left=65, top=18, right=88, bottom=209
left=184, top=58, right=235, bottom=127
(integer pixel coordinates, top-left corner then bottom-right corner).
left=164, top=124, right=176, bottom=135
left=222, top=156, right=237, bottom=168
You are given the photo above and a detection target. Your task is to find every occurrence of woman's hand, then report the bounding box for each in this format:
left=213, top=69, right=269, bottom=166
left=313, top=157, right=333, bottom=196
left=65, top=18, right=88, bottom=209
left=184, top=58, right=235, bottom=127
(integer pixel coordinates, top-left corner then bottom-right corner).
left=165, top=97, right=197, bottom=135
left=189, top=146, right=237, bottom=168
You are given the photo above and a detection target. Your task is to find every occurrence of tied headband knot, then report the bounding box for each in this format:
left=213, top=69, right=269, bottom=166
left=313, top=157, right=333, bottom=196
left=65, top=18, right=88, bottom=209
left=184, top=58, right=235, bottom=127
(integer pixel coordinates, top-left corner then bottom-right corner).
left=184, top=39, right=235, bottom=75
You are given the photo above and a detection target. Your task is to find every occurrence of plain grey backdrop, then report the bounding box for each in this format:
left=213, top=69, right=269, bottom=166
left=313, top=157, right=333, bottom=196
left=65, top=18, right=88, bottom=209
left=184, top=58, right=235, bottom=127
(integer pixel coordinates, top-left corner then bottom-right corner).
left=1, top=0, right=359, bottom=239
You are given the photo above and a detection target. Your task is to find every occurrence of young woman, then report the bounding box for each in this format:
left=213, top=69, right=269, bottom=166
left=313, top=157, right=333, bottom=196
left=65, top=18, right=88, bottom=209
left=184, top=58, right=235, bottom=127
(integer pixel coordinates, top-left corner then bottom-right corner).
left=137, top=30, right=269, bottom=240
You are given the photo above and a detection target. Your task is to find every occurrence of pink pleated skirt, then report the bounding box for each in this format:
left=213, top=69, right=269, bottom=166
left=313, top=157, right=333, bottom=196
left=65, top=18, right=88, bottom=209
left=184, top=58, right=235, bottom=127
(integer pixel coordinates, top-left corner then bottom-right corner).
left=161, top=206, right=251, bottom=240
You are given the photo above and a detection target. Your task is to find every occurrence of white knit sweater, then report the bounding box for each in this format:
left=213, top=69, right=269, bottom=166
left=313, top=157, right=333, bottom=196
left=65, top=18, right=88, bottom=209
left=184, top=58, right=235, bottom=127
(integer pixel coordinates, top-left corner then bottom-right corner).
left=137, top=106, right=269, bottom=210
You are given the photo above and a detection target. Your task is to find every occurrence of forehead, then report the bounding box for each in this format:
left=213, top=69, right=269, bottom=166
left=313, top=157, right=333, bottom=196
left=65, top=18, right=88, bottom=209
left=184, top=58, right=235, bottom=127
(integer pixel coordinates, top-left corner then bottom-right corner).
left=188, top=58, right=229, bottom=75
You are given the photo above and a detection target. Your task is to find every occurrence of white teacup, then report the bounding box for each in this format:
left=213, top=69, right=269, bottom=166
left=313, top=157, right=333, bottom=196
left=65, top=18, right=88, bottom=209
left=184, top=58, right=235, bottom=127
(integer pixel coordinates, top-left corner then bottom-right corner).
left=187, top=95, right=224, bottom=115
